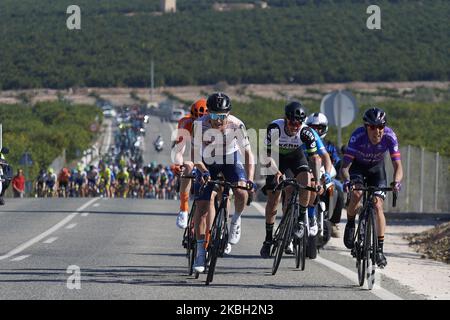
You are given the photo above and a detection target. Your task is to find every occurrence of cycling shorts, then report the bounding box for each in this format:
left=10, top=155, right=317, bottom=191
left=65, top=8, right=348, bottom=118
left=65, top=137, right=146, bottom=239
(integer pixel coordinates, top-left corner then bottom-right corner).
left=350, top=160, right=387, bottom=200
left=265, top=148, right=310, bottom=191
left=194, top=163, right=247, bottom=201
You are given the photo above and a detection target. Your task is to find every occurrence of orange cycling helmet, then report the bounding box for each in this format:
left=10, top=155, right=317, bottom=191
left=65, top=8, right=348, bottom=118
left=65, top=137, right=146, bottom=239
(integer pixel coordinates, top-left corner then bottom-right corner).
left=190, top=98, right=208, bottom=119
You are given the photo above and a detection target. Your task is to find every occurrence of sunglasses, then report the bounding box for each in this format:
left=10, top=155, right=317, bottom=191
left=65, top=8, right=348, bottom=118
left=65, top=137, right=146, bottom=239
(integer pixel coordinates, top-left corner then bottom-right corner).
left=210, top=113, right=228, bottom=120
left=366, top=124, right=385, bottom=130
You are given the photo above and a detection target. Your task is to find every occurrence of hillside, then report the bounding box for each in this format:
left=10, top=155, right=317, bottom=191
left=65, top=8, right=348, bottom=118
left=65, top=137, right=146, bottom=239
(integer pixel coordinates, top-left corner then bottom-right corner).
left=0, top=0, right=448, bottom=89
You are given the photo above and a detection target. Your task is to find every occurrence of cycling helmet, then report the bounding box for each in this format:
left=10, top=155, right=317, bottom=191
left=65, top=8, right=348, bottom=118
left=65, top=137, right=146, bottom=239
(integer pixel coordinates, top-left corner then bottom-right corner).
left=48, top=168, right=54, bottom=174
left=285, top=101, right=307, bottom=123
left=363, top=107, right=387, bottom=126
left=306, top=112, right=329, bottom=138
left=190, top=98, right=208, bottom=119
left=206, top=92, right=231, bottom=113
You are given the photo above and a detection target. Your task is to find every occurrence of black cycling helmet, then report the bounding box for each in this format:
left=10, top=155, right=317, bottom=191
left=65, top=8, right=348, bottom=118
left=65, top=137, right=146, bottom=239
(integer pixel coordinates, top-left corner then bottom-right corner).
left=285, top=101, right=306, bottom=122
left=206, top=92, right=232, bottom=113
left=363, top=107, right=387, bottom=126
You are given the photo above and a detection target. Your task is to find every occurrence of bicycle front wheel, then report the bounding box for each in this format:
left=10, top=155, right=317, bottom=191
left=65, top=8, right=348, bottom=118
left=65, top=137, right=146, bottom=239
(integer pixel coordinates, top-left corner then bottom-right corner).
left=272, top=210, right=293, bottom=275
left=367, top=209, right=377, bottom=290
left=206, top=208, right=225, bottom=285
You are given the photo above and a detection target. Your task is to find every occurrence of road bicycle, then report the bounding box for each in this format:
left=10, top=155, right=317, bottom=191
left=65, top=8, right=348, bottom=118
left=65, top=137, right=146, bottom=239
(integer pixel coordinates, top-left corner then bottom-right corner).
left=271, top=179, right=318, bottom=275
left=200, top=179, right=253, bottom=285
left=180, top=174, right=198, bottom=277
left=348, top=184, right=397, bottom=289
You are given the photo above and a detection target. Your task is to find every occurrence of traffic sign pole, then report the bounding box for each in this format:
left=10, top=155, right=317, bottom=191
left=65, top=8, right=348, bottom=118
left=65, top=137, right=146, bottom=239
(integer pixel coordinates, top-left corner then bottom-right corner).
left=337, top=90, right=342, bottom=148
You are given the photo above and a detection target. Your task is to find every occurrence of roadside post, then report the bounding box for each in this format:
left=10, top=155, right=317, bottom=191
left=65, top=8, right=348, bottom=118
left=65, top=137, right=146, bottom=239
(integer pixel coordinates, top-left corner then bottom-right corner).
left=19, top=151, right=33, bottom=196
left=320, top=90, right=358, bottom=148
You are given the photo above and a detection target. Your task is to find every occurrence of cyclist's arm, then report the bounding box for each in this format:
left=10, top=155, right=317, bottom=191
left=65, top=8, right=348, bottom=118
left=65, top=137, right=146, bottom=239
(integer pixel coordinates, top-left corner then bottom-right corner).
left=173, top=127, right=191, bottom=165
left=301, top=126, right=321, bottom=182
left=387, top=130, right=403, bottom=184
left=244, top=148, right=255, bottom=182
left=392, top=159, right=403, bottom=184
left=319, top=151, right=333, bottom=178
left=237, top=122, right=255, bottom=181
left=263, top=123, right=281, bottom=174
left=340, top=160, right=352, bottom=182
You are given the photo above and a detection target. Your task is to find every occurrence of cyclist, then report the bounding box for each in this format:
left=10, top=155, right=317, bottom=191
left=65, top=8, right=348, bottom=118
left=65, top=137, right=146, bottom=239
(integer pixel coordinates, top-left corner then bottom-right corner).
left=35, top=168, right=47, bottom=197
left=259, top=101, right=322, bottom=258
left=45, top=168, right=57, bottom=197
left=86, top=165, right=99, bottom=197
left=57, top=167, right=71, bottom=197
left=116, top=166, right=130, bottom=198
left=192, top=92, right=255, bottom=272
left=340, top=107, right=403, bottom=268
left=306, top=112, right=345, bottom=238
left=173, top=98, right=208, bottom=228
left=99, top=162, right=112, bottom=198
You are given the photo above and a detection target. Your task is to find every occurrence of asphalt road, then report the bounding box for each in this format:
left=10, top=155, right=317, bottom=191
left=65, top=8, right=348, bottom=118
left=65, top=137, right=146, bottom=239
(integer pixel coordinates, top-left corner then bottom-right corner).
left=143, top=115, right=175, bottom=166
left=0, top=197, right=426, bottom=300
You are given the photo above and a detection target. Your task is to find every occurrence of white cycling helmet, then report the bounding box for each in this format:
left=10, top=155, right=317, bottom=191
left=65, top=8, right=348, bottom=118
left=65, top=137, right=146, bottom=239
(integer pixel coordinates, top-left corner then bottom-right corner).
left=306, top=112, right=329, bottom=138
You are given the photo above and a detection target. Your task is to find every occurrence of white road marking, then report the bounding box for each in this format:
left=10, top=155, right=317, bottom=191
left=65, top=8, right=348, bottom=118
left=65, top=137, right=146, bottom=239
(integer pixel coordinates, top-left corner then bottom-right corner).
left=65, top=223, right=77, bottom=229
left=0, top=198, right=99, bottom=261
left=43, top=237, right=58, bottom=244
left=81, top=212, right=89, bottom=217
left=10, top=255, right=31, bottom=262
left=93, top=203, right=100, bottom=207
left=250, top=201, right=403, bottom=300
left=314, top=256, right=403, bottom=300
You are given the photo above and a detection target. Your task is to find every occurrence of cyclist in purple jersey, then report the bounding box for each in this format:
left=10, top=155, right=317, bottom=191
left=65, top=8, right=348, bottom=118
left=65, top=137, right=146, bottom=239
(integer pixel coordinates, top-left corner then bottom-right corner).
left=340, top=107, right=403, bottom=268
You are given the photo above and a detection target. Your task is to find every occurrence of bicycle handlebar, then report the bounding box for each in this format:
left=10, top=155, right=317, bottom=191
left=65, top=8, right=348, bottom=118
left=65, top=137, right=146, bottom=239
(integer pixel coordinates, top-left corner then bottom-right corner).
left=273, top=178, right=319, bottom=193
left=345, top=185, right=398, bottom=208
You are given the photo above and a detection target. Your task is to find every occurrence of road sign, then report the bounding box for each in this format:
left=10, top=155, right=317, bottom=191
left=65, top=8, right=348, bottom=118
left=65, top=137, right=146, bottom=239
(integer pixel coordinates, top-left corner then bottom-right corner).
left=320, top=90, right=358, bottom=147
left=19, top=152, right=33, bottom=166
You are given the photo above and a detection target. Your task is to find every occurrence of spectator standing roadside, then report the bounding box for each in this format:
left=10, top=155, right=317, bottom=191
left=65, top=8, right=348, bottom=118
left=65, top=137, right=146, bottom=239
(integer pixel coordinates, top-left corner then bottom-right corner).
left=12, top=169, right=25, bottom=198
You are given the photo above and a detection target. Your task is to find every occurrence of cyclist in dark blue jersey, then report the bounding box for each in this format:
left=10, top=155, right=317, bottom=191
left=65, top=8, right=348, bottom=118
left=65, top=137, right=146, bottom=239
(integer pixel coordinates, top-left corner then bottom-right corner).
left=306, top=112, right=345, bottom=238
left=340, top=107, right=403, bottom=268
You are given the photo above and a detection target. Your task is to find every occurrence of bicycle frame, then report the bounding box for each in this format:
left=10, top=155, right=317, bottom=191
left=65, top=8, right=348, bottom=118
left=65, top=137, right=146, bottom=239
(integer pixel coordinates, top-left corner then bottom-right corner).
left=271, top=179, right=317, bottom=275
left=349, top=184, right=397, bottom=289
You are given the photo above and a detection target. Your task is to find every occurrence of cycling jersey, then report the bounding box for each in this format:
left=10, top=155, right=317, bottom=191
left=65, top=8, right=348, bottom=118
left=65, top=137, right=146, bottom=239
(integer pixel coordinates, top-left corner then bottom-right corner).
left=117, top=171, right=129, bottom=184
left=343, top=126, right=401, bottom=166
left=99, top=168, right=112, bottom=184
left=193, top=114, right=250, bottom=164
left=265, top=119, right=318, bottom=156
left=176, top=115, right=194, bottom=144
left=302, top=127, right=326, bottom=156
left=264, top=119, right=318, bottom=190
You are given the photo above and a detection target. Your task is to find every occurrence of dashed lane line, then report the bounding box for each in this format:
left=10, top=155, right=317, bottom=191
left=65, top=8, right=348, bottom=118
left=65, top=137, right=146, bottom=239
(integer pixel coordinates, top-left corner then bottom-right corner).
left=43, top=237, right=58, bottom=244
left=0, top=198, right=99, bottom=261
left=10, top=255, right=31, bottom=262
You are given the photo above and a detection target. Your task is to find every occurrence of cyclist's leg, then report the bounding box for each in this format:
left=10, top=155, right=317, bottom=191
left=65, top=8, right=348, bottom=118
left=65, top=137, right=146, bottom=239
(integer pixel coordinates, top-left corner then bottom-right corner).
left=222, top=162, right=247, bottom=245
left=193, top=179, right=214, bottom=272
left=180, top=161, right=194, bottom=208
left=367, top=161, right=388, bottom=266
left=347, top=163, right=365, bottom=220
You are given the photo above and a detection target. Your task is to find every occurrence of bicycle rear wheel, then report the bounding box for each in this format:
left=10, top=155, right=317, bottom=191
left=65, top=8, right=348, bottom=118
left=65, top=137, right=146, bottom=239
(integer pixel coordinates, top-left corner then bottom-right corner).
left=206, top=208, right=225, bottom=285
left=272, top=210, right=293, bottom=275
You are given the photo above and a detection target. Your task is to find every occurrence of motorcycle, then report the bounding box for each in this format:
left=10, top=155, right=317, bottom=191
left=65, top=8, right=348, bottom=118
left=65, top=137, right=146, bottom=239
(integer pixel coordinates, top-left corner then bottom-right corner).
left=154, top=137, right=164, bottom=152
left=0, top=147, right=13, bottom=205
